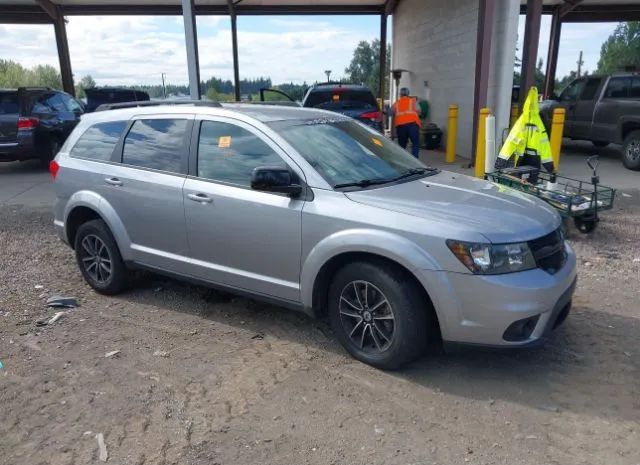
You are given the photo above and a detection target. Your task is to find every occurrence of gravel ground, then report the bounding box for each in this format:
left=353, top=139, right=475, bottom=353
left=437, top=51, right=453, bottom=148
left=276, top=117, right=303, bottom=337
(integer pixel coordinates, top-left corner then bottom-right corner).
left=0, top=203, right=639, bottom=465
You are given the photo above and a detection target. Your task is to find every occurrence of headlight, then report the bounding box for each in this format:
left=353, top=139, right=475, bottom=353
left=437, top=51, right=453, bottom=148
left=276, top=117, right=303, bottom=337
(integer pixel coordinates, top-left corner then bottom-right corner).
left=446, top=240, right=536, bottom=274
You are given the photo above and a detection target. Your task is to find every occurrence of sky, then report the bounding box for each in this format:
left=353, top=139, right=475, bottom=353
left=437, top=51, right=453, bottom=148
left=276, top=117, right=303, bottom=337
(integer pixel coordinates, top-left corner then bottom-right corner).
left=0, top=14, right=620, bottom=88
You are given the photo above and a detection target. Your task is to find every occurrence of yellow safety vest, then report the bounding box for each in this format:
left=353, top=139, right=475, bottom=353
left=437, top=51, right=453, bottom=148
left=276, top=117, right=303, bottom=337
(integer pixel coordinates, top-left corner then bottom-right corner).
left=497, top=87, right=554, bottom=171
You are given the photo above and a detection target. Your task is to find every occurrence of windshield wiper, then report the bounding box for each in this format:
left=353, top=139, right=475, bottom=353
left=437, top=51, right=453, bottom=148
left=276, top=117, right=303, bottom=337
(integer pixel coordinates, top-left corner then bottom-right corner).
left=390, top=167, right=439, bottom=181
left=333, top=178, right=392, bottom=189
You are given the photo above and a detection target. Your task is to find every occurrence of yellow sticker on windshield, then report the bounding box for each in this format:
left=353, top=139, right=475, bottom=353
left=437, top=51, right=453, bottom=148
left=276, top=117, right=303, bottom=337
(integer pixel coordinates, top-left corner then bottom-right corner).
left=372, top=138, right=383, bottom=147
left=218, top=136, right=231, bottom=148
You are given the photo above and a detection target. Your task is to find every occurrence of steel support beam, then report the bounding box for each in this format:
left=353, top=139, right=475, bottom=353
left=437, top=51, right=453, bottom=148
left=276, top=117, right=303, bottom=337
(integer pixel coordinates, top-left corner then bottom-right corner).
left=181, top=0, right=201, bottom=100
left=378, top=13, right=387, bottom=102
left=519, top=0, right=543, bottom=106
left=36, top=0, right=75, bottom=96
left=543, top=9, right=562, bottom=100
left=471, top=0, right=494, bottom=165
left=228, top=0, right=241, bottom=102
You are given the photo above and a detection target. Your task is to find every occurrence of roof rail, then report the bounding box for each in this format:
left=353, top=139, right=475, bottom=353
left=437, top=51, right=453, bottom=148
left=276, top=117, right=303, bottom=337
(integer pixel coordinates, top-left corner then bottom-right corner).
left=94, top=100, right=222, bottom=112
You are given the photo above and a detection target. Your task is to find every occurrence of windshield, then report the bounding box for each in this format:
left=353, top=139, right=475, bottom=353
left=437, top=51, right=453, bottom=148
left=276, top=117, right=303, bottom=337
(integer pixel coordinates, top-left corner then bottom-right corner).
left=270, top=119, right=436, bottom=188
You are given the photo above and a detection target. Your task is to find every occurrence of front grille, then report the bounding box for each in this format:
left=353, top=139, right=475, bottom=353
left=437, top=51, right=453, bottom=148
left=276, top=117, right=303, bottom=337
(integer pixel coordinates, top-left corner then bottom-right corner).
left=528, top=228, right=566, bottom=274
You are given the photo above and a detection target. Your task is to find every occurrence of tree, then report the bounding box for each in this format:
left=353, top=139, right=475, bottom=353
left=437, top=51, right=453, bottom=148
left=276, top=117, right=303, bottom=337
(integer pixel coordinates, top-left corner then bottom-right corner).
left=597, top=21, right=640, bottom=73
left=344, top=39, right=391, bottom=98
left=75, top=75, right=96, bottom=98
left=0, top=60, right=61, bottom=89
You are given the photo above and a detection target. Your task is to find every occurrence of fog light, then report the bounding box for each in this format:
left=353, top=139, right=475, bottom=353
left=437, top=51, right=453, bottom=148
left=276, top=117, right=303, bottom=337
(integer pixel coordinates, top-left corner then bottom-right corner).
left=503, top=315, right=540, bottom=342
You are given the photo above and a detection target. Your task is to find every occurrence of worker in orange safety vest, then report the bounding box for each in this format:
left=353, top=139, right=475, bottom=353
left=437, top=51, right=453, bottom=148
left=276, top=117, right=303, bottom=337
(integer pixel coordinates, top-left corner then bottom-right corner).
left=391, top=87, right=422, bottom=157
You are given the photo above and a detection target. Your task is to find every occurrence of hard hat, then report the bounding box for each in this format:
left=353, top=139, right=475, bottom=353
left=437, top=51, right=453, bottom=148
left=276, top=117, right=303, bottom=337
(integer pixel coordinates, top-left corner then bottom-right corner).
left=400, top=87, right=410, bottom=96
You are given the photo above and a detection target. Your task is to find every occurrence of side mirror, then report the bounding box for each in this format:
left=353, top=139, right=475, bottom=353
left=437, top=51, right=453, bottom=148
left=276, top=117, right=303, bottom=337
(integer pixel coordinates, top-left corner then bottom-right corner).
left=251, top=166, right=302, bottom=197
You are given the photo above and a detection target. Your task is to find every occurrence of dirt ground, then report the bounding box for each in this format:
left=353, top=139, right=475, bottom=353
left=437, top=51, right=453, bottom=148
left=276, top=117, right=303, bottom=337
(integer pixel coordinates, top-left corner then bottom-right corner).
left=0, top=202, right=638, bottom=465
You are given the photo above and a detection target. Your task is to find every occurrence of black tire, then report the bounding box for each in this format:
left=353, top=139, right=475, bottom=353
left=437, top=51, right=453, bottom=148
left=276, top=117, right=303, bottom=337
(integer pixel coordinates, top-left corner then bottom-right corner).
left=622, top=130, right=640, bottom=171
left=592, top=140, right=609, bottom=148
left=574, top=217, right=597, bottom=234
left=74, top=219, right=128, bottom=295
left=40, top=136, right=61, bottom=167
left=327, top=260, right=431, bottom=370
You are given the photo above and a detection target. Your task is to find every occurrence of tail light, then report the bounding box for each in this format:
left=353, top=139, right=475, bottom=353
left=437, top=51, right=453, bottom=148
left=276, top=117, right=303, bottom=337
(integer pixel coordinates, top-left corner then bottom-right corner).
left=17, top=117, right=39, bottom=130
left=49, top=160, right=60, bottom=180
left=360, top=111, right=382, bottom=122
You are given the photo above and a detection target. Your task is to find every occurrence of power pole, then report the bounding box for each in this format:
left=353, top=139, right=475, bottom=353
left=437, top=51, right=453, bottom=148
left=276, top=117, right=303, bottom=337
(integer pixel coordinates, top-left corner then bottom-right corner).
left=577, top=50, right=584, bottom=77
left=161, top=73, right=166, bottom=99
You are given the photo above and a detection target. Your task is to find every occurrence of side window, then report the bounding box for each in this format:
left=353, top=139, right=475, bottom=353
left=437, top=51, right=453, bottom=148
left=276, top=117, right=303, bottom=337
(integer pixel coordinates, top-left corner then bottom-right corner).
left=70, top=121, right=127, bottom=161
left=46, top=94, right=68, bottom=112
left=579, top=78, right=602, bottom=100
left=630, top=77, right=640, bottom=98
left=60, top=94, right=83, bottom=112
left=604, top=77, right=630, bottom=99
left=122, top=119, right=187, bottom=173
left=560, top=79, right=585, bottom=101
left=197, top=121, right=287, bottom=187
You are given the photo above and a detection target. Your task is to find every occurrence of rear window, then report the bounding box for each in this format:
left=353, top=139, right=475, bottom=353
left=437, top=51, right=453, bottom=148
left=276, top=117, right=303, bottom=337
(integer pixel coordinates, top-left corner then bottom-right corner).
left=70, top=121, right=127, bottom=161
left=305, top=89, right=377, bottom=110
left=0, top=92, right=19, bottom=114
left=122, top=118, right=187, bottom=173
left=604, top=77, right=631, bottom=99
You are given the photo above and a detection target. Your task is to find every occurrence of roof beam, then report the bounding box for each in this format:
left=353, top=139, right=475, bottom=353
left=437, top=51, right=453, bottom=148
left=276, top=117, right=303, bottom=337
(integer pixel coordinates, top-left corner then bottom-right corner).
left=558, top=0, right=583, bottom=19
left=35, top=0, right=60, bottom=21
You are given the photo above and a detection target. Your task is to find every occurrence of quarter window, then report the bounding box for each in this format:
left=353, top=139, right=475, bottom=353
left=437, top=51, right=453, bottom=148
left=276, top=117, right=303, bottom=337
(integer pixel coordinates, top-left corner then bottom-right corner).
left=122, top=119, right=187, bottom=173
left=197, top=121, right=287, bottom=187
left=630, top=77, right=640, bottom=98
left=70, top=121, right=127, bottom=161
left=604, top=77, right=631, bottom=99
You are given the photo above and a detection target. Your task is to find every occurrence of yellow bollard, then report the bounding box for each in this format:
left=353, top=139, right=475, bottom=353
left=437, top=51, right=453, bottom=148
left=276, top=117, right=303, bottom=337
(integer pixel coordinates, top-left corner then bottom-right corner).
left=510, top=103, right=519, bottom=128
left=446, top=104, right=458, bottom=163
left=549, top=107, right=565, bottom=170
left=475, top=107, right=491, bottom=178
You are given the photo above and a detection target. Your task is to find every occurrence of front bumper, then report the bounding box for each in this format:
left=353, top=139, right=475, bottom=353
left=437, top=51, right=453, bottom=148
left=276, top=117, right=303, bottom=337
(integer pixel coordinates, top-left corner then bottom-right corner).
left=418, top=243, right=577, bottom=347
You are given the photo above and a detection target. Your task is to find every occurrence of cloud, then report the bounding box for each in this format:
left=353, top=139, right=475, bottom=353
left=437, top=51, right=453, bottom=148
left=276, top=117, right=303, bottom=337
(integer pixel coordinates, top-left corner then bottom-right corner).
left=0, top=15, right=374, bottom=87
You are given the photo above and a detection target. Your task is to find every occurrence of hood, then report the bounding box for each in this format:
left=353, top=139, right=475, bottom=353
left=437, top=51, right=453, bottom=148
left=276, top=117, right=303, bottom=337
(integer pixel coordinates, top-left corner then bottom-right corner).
left=345, top=171, right=561, bottom=243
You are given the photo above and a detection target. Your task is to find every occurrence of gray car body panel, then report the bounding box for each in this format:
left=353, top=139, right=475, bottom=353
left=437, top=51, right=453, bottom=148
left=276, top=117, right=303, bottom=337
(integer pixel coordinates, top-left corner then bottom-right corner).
left=54, top=103, right=577, bottom=348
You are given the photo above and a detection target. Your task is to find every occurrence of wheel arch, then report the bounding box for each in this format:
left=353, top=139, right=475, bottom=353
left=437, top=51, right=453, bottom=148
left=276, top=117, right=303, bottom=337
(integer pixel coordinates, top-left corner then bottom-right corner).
left=63, top=191, right=132, bottom=259
left=621, top=120, right=640, bottom=141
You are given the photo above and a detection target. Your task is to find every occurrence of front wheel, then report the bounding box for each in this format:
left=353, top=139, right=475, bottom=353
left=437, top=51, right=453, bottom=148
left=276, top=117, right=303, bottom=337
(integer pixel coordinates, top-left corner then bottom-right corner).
left=74, top=219, right=128, bottom=294
left=328, top=261, right=431, bottom=370
left=622, top=130, right=640, bottom=171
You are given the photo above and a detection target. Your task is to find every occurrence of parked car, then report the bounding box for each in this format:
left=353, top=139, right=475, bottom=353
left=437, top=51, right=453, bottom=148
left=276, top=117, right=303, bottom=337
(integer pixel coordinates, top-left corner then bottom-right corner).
left=259, top=83, right=382, bottom=131
left=84, top=87, right=150, bottom=113
left=51, top=102, right=576, bottom=369
left=0, top=87, right=83, bottom=165
left=540, top=74, right=640, bottom=170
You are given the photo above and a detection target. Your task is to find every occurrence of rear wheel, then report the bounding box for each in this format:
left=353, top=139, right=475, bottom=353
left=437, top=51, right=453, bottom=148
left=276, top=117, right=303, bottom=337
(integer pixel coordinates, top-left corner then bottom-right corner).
left=328, top=260, right=431, bottom=370
left=74, top=219, right=128, bottom=295
left=40, top=136, right=61, bottom=167
left=592, top=140, right=609, bottom=148
left=622, top=130, right=640, bottom=171
left=574, top=217, right=597, bottom=234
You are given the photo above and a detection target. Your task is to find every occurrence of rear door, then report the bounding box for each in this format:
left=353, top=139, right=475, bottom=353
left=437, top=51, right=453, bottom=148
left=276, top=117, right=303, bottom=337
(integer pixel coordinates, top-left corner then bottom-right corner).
left=182, top=117, right=304, bottom=302
left=103, top=115, right=194, bottom=272
left=0, top=91, right=19, bottom=144
left=570, top=77, right=603, bottom=140
left=592, top=76, right=633, bottom=144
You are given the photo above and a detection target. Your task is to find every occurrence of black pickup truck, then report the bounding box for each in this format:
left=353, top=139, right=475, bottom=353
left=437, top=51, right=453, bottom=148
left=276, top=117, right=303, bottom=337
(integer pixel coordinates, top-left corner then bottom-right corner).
left=540, top=74, right=640, bottom=170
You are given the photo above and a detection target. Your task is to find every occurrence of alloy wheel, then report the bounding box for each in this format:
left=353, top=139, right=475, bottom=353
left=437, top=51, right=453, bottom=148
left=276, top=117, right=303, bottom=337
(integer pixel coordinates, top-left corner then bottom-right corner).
left=626, top=140, right=640, bottom=162
left=338, top=280, right=395, bottom=353
left=80, top=234, right=113, bottom=284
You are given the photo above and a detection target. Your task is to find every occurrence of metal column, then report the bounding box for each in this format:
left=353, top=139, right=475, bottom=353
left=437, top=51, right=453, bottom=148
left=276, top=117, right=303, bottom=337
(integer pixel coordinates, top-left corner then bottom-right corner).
left=228, top=0, right=241, bottom=102
left=471, top=0, right=494, bottom=164
left=181, top=0, right=201, bottom=100
left=520, top=0, right=543, bottom=105
left=543, top=9, right=562, bottom=99
left=378, top=13, right=387, bottom=102
left=36, top=0, right=74, bottom=95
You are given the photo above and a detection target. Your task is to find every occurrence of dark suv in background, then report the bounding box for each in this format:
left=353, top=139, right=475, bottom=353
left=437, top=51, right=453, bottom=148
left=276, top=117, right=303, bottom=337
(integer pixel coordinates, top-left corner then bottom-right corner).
left=0, top=87, right=83, bottom=165
left=84, top=87, right=150, bottom=113
left=302, top=84, right=382, bottom=131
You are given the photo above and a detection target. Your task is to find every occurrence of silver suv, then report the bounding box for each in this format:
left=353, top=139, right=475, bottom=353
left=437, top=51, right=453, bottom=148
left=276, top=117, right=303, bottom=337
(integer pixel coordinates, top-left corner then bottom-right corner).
left=52, top=102, right=577, bottom=369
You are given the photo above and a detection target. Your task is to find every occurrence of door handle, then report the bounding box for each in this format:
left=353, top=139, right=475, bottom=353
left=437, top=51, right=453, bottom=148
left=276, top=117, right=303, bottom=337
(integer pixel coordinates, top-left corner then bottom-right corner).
left=104, top=177, right=123, bottom=187
left=187, top=193, right=213, bottom=204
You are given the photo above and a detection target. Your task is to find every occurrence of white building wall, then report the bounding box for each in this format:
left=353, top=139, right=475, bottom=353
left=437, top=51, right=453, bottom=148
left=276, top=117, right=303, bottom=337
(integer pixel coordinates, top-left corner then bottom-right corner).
left=392, top=0, right=519, bottom=158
